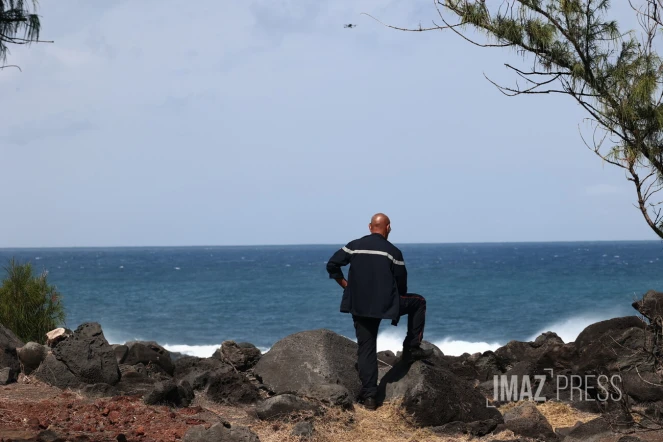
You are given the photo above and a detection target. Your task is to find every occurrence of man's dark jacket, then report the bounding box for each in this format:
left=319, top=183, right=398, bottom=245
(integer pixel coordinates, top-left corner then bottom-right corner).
left=326, top=233, right=407, bottom=322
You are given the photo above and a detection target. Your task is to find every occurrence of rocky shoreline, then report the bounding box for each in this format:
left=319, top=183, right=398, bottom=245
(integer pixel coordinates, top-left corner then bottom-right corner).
left=2, top=290, right=663, bottom=442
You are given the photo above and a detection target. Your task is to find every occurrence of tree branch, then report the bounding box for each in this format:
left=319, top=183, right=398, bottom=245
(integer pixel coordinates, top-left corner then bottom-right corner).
left=360, top=13, right=446, bottom=32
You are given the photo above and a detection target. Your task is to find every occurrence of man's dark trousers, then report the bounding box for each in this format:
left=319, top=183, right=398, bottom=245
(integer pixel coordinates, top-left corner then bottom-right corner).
left=353, top=293, right=427, bottom=400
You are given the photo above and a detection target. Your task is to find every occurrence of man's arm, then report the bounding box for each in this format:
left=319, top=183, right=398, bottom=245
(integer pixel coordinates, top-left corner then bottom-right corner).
left=393, top=249, right=407, bottom=295
left=326, top=245, right=352, bottom=288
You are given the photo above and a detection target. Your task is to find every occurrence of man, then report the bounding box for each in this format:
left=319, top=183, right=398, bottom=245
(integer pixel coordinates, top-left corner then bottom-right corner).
left=326, top=213, right=432, bottom=410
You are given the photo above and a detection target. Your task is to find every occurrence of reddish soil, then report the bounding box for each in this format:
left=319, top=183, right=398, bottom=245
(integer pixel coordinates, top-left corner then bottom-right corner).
left=0, top=381, right=228, bottom=442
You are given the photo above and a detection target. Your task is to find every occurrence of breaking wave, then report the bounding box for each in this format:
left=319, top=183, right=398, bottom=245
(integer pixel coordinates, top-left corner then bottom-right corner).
left=376, top=328, right=501, bottom=357
left=104, top=310, right=631, bottom=359
left=528, top=309, right=631, bottom=344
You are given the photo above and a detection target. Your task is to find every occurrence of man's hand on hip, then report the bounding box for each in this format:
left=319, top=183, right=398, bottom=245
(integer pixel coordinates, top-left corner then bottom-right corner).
left=335, top=278, right=348, bottom=289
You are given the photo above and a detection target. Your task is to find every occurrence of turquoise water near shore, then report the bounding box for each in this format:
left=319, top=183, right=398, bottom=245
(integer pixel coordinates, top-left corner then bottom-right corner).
left=0, top=241, right=661, bottom=356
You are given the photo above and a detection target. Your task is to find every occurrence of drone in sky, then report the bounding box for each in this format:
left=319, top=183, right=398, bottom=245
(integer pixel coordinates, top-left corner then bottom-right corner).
left=344, top=24, right=357, bottom=28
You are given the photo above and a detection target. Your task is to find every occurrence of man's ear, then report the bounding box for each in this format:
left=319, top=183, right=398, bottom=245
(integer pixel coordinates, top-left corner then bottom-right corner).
left=368, top=223, right=373, bottom=232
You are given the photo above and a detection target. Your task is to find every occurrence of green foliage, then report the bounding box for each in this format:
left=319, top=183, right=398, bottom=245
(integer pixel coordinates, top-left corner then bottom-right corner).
left=439, top=0, right=663, bottom=238
left=0, top=259, right=65, bottom=344
left=0, top=0, right=41, bottom=63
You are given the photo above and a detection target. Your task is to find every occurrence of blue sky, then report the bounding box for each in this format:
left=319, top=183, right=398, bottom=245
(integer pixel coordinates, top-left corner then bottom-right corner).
left=0, top=0, right=654, bottom=247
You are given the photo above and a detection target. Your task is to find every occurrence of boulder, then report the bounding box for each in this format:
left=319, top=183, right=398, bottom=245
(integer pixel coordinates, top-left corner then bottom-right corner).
left=143, top=380, right=194, bottom=407
left=112, top=344, right=128, bottom=364
left=502, top=401, right=556, bottom=441
left=596, top=397, right=634, bottom=430
left=36, top=429, right=64, bottom=442
left=45, top=328, right=72, bottom=348
left=621, top=370, right=663, bottom=403
left=291, top=421, right=314, bottom=437
left=213, top=341, right=261, bottom=371
left=574, top=319, right=650, bottom=374
left=378, top=359, right=503, bottom=427
left=17, top=342, right=48, bottom=375
left=575, top=317, right=644, bottom=350
left=301, top=383, right=353, bottom=409
left=33, top=354, right=80, bottom=389
left=115, top=364, right=157, bottom=396
left=124, top=341, right=174, bottom=376
left=420, top=340, right=445, bottom=359
left=482, top=361, right=542, bottom=404
left=254, top=329, right=361, bottom=398
left=431, top=418, right=501, bottom=437
left=436, top=354, right=485, bottom=383
left=52, top=323, right=120, bottom=385
left=534, top=342, right=577, bottom=372
left=178, top=380, right=195, bottom=406
left=562, top=417, right=615, bottom=442
left=80, top=364, right=160, bottom=398
left=133, top=360, right=171, bottom=381
left=534, top=332, right=564, bottom=347
left=174, top=356, right=228, bottom=390
left=255, top=394, right=320, bottom=420
left=183, top=423, right=259, bottom=442
left=632, top=290, right=663, bottom=322
left=482, top=343, right=578, bottom=404
left=206, top=370, right=261, bottom=405
left=495, top=332, right=565, bottom=370
left=555, top=421, right=582, bottom=438
left=392, top=341, right=445, bottom=365
left=377, top=350, right=398, bottom=367
left=0, top=367, right=16, bottom=385
left=169, top=351, right=187, bottom=362
left=473, top=351, right=509, bottom=382
left=495, top=340, right=540, bottom=366
left=0, top=323, right=23, bottom=380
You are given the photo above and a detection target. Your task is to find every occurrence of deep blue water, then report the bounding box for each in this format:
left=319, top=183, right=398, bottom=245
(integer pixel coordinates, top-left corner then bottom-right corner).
left=0, top=242, right=661, bottom=356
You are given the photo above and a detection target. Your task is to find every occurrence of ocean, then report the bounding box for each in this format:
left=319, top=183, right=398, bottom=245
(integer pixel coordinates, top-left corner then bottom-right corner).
left=0, top=242, right=661, bottom=357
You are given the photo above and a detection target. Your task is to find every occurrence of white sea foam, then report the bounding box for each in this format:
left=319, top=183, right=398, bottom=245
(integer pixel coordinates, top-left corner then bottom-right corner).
left=103, top=329, right=142, bottom=345
left=432, top=339, right=502, bottom=355
left=104, top=311, right=630, bottom=360
left=162, top=344, right=220, bottom=357
left=159, top=314, right=624, bottom=360
left=528, top=310, right=628, bottom=344
left=162, top=344, right=271, bottom=357
left=376, top=328, right=501, bottom=356
left=103, top=328, right=270, bottom=357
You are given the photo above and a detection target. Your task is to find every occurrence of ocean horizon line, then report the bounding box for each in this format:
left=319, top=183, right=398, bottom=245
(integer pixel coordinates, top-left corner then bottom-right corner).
left=0, top=238, right=661, bottom=251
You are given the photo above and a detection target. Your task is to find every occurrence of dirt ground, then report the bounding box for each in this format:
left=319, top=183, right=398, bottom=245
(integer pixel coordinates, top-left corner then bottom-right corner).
left=1, top=378, right=656, bottom=442
left=0, top=380, right=224, bottom=442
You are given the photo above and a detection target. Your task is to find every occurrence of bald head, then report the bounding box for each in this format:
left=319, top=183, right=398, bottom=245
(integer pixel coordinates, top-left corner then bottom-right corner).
left=369, top=213, right=391, bottom=239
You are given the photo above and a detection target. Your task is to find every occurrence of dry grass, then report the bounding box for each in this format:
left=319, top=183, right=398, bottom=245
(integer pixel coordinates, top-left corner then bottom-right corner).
left=249, top=401, right=463, bottom=442
left=246, top=401, right=558, bottom=442
left=498, top=400, right=599, bottom=430
left=197, top=398, right=600, bottom=441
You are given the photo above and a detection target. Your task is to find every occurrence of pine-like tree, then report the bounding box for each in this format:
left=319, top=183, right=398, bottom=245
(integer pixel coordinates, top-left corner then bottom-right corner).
left=0, top=0, right=41, bottom=67
left=374, top=1, right=663, bottom=238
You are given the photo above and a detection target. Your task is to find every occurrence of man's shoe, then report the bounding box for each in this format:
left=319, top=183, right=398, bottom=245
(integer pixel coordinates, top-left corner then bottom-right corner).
left=362, top=397, right=377, bottom=411
left=402, top=345, right=434, bottom=362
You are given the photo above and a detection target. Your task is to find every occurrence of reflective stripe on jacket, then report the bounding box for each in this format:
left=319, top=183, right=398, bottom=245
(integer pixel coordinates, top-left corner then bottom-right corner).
left=326, top=233, right=407, bottom=320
